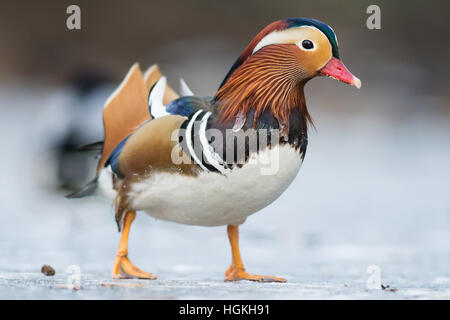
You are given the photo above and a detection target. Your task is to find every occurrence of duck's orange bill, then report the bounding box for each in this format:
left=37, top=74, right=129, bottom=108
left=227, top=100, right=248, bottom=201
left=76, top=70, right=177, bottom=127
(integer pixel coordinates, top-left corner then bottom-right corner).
left=320, top=57, right=361, bottom=89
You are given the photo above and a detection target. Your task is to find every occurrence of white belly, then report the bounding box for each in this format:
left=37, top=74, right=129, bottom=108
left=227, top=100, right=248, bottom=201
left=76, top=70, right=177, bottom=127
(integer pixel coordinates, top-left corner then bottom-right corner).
left=122, top=145, right=304, bottom=226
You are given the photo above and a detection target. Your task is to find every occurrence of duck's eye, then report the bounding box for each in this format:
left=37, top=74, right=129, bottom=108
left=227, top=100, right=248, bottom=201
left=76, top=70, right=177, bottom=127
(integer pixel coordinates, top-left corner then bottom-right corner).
left=302, top=40, right=314, bottom=50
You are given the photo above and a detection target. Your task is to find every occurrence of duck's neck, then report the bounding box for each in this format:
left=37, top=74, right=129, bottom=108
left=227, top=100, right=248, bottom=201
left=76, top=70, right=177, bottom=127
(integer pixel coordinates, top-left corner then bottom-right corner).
left=214, top=44, right=313, bottom=135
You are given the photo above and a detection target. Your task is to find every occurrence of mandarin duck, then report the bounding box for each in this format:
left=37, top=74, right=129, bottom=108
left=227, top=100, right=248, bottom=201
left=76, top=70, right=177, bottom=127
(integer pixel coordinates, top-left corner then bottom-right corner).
left=68, top=18, right=361, bottom=282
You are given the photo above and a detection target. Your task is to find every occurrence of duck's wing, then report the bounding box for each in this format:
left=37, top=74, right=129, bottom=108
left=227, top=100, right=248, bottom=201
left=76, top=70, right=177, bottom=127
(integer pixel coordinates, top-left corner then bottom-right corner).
left=114, top=115, right=195, bottom=178
left=111, top=88, right=224, bottom=178
left=98, top=64, right=180, bottom=173
left=110, top=95, right=219, bottom=179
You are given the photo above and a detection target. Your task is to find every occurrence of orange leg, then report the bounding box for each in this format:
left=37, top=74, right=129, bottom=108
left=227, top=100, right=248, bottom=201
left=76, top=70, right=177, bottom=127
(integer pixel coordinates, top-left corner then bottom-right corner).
left=111, top=211, right=157, bottom=279
left=224, top=225, right=286, bottom=282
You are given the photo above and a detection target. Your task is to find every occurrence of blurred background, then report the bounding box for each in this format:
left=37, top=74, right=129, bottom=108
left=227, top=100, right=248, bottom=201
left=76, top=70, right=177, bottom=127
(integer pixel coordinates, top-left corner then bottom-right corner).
left=0, top=0, right=449, bottom=298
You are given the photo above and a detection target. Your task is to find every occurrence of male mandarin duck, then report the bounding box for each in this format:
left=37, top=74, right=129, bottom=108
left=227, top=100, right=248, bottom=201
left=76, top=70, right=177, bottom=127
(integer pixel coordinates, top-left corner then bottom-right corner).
left=68, top=18, right=361, bottom=282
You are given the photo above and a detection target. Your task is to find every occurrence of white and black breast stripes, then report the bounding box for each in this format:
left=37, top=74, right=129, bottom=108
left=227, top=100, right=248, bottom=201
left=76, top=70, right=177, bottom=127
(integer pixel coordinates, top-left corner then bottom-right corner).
left=179, top=110, right=227, bottom=174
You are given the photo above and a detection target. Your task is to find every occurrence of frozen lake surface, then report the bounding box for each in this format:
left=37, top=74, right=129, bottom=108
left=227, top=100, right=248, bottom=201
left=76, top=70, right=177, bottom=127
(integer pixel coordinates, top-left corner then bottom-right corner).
left=1, top=85, right=450, bottom=299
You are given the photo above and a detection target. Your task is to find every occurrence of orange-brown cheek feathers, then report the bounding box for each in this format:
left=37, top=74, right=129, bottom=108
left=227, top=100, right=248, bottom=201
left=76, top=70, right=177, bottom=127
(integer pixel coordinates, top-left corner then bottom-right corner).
left=215, top=44, right=313, bottom=132
left=293, top=26, right=333, bottom=73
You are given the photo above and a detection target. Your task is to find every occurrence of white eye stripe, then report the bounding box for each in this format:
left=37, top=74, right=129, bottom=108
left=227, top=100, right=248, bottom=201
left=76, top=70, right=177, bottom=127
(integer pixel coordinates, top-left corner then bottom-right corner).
left=252, top=25, right=330, bottom=55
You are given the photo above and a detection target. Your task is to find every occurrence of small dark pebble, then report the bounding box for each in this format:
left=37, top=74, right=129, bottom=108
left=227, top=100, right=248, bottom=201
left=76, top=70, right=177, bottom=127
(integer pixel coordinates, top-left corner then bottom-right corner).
left=41, top=264, right=55, bottom=276
left=381, top=284, right=398, bottom=292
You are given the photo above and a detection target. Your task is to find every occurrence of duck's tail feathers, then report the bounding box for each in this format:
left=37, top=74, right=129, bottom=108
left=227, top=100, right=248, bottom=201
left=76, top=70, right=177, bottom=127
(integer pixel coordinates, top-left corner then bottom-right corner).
left=65, top=177, right=99, bottom=199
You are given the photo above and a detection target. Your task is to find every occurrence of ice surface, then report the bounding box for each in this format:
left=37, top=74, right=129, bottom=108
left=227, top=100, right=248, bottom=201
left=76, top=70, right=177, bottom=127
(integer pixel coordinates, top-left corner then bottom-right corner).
left=0, top=84, right=449, bottom=299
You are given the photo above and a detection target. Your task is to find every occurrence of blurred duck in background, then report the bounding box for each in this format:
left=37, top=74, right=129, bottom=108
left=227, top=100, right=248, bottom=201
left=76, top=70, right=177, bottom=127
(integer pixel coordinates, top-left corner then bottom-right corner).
left=35, top=70, right=113, bottom=190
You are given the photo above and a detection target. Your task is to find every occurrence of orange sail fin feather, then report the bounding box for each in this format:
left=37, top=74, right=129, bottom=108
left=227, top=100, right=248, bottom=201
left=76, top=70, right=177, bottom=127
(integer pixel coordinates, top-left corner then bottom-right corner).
left=98, top=63, right=151, bottom=172
left=98, top=63, right=180, bottom=173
